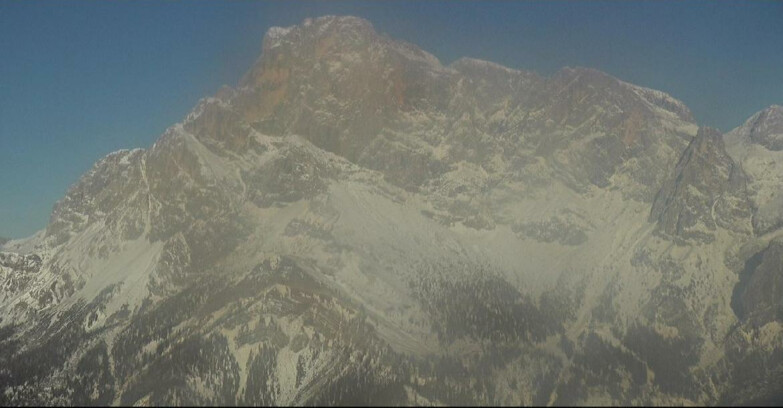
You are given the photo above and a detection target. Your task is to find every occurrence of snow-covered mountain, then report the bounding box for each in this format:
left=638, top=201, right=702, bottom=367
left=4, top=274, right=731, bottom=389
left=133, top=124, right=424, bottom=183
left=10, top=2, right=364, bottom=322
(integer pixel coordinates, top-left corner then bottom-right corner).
left=1, top=16, right=781, bottom=405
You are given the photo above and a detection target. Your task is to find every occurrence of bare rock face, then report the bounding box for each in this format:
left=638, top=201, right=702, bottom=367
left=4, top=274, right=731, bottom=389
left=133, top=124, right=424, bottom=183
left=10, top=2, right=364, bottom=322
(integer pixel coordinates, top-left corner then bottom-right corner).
left=512, top=216, right=588, bottom=246
left=230, top=16, right=697, bottom=199
left=46, top=149, right=148, bottom=246
left=521, top=68, right=694, bottom=199
left=722, top=236, right=783, bottom=406
left=236, top=16, right=455, bottom=191
left=732, top=238, right=783, bottom=324
left=1, top=15, right=781, bottom=407
left=650, top=127, right=752, bottom=243
left=0, top=252, right=42, bottom=303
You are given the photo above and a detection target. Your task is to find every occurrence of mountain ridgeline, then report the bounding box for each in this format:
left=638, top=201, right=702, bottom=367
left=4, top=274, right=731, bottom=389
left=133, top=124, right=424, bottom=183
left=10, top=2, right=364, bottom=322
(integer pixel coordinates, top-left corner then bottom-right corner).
left=1, top=16, right=782, bottom=406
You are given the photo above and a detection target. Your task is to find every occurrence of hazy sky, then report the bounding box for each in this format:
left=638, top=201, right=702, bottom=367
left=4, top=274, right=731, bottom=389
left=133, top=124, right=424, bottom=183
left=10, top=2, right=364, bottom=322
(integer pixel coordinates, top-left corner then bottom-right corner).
left=1, top=0, right=782, bottom=238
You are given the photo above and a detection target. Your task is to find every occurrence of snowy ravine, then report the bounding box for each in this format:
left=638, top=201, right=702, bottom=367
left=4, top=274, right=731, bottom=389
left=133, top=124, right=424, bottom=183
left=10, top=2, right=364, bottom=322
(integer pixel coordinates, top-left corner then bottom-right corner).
left=1, top=16, right=782, bottom=406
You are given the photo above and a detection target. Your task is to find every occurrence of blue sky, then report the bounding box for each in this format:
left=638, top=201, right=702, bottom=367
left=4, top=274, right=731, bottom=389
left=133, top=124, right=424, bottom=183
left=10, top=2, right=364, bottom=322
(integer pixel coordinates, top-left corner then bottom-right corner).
left=1, top=0, right=782, bottom=238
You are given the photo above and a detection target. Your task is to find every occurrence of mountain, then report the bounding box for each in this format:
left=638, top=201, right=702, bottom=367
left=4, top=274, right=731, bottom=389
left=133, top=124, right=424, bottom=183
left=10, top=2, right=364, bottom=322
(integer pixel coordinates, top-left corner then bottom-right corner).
left=650, top=127, right=752, bottom=243
left=729, top=105, right=783, bottom=151
left=725, top=105, right=783, bottom=236
left=1, top=15, right=781, bottom=406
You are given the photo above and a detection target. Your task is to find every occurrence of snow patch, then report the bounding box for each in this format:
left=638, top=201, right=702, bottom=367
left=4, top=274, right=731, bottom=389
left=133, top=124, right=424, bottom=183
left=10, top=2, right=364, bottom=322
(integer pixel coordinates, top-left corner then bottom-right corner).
left=265, top=26, right=295, bottom=49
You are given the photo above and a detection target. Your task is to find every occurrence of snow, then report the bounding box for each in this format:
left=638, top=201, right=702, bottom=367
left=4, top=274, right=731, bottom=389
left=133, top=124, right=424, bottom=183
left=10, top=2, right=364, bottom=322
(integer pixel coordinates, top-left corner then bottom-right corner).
left=620, top=80, right=693, bottom=121
left=265, top=26, right=295, bottom=49
left=267, top=26, right=293, bottom=40
left=452, top=57, right=523, bottom=75
left=389, top=41, right=443, bottom=69
left=179, top=125, right=237, bottom=182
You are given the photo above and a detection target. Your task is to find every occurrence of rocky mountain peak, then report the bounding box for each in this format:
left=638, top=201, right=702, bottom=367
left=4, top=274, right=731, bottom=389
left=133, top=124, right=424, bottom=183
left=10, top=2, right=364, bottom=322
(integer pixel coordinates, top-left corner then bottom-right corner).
left=243, top=15, right=445, bottom=89
left=726, top=104, right=783, bottom=150
left=650, top=126, right=752, bottom=242
left=724, top=105, right=783, bottom=235
left=744, top=104, right=783, bottom=150
left=258, top=15, right=377, bottom=58
left=548, top=66, right=694, bottom=122
left=230, top=17, right=699, bottom=200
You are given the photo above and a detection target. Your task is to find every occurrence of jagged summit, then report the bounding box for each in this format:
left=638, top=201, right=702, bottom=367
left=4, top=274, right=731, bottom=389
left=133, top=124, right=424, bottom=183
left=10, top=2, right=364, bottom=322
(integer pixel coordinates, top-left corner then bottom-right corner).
left=724, top=105, right=783, bottom=235
left=258, top=16, right=376, bottom=64
left=650, top=126, right=751, bottom=242
left=244, top=15, right=445, bottom=89
left=215, top=16, right=701, bottom=200
left=261, top=15, right=375, bottom=50
left=730, top=104, right=783, bottom=151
